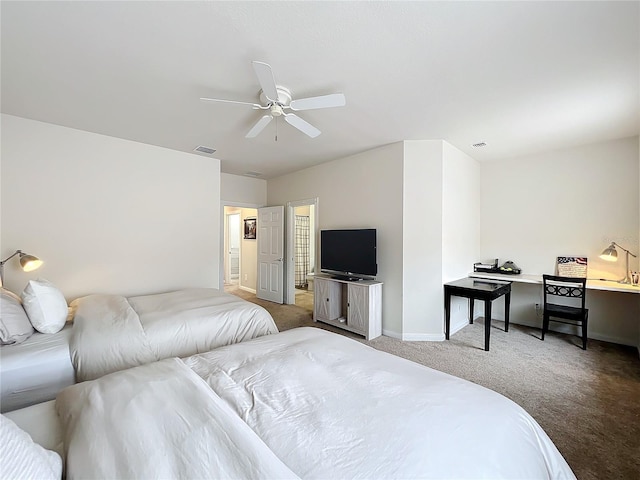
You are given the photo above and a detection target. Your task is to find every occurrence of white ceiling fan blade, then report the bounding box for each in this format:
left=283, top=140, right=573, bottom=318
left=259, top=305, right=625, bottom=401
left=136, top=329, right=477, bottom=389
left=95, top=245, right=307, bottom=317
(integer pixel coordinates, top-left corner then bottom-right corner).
left=200, top=97, right=264, bottom=109
left=252, top=61, right=279, bottom=102
left=284, top=114, right=321, bottom=138
left=246, top=115, right=273, bottom=138
left=289, top=93, right=346, bottom=111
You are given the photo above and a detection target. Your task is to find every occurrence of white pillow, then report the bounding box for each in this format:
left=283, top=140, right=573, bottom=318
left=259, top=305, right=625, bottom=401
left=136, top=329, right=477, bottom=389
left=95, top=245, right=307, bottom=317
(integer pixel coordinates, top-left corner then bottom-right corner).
left=0, top=414, right=62, bottom=480
left=21, top=279, right=68, bottom=334
left=0, top=288, right=34, bottom=345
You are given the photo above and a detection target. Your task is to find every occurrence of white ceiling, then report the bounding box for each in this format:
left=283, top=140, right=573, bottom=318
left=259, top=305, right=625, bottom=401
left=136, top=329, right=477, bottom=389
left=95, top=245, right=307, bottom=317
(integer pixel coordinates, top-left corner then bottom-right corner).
left=2, top=1, right=638, bottom=179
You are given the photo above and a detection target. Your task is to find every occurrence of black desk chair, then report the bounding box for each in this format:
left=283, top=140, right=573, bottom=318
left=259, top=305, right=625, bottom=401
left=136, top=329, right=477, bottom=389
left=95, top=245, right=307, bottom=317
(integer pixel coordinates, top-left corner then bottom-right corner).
left=541, top=275, right=589, bottom=350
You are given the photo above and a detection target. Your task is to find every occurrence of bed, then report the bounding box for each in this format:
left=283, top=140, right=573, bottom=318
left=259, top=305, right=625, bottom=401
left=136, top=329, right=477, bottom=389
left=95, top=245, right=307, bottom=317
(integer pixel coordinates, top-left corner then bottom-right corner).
left=0, top=325, right=75, bottom=413
left=1, top=285, right=277, bottom=412
left=6, top=327, right=576, bottom=479
left=69, top=287, right=279, bottom=381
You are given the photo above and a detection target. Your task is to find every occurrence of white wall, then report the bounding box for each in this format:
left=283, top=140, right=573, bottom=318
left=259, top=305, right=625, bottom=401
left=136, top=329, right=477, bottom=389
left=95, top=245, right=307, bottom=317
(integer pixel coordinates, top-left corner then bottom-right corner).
left=402, top=140, right=444, bottom=339
left=219, top=173, right=267, bottom=289
left=441, top=143, right=482, bottom=334
left=268, top=143, right=405, bottom=336
left=1, top=114, right=221, bottom=300
left=481, top=136, right=639, bottom=345
left=220, top=173, right=266, bottom=206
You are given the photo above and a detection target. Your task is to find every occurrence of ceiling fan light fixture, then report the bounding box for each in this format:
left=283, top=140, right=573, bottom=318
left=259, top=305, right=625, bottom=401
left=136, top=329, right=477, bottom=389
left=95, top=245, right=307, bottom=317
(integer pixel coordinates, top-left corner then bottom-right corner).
left=270, top=104, right=284, bottom=117
left=203, top=61, right=346, bottom=139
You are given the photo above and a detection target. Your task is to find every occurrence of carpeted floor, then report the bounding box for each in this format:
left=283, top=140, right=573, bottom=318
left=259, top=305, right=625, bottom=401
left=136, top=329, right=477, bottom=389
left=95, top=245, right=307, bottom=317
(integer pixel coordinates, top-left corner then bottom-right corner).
left=226, top=285, right=640, bottom=480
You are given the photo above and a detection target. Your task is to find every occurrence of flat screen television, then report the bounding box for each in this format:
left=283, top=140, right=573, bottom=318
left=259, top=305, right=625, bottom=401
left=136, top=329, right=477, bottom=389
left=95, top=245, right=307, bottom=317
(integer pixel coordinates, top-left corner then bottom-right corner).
left=320, top=229, right=377, bottom=280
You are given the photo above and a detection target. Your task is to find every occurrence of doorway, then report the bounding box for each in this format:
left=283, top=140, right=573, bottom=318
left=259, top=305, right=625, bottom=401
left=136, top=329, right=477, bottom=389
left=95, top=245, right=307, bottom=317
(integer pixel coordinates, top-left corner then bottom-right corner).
left=223, top=205, right=258, bottom=292
left=225, top=212, right=240, bottom=285
left=286, top=198, right=318, bottom=311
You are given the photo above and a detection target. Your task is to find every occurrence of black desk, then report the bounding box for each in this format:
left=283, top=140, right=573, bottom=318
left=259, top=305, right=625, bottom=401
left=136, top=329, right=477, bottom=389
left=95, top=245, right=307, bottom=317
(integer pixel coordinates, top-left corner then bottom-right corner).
left=444, top=277, right=511, bottom=351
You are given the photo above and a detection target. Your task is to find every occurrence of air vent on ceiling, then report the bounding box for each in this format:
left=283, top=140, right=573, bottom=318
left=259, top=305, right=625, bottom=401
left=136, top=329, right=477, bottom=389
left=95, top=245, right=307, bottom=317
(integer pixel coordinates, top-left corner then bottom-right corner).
left=244, top=171, right=263, bottom=178
left=472, top=142, right=487, bottom=148
left=194, top=145, right=216, bottom=155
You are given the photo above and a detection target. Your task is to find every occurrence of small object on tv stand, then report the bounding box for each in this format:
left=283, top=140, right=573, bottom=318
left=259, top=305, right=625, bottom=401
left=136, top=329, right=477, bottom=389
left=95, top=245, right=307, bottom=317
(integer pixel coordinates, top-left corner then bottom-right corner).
left=331, top=274, right=363, bottom=282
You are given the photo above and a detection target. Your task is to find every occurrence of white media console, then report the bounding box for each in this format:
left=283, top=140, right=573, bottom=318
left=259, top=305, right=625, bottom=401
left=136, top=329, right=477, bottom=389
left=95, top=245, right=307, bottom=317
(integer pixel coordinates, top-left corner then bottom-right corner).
left=313, top=274, right=382, bottom=340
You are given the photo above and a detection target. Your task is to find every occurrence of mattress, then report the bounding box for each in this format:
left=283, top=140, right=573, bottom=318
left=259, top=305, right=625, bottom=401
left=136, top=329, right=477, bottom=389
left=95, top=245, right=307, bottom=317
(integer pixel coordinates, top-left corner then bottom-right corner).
left=0, top=324, right=75, bottom=412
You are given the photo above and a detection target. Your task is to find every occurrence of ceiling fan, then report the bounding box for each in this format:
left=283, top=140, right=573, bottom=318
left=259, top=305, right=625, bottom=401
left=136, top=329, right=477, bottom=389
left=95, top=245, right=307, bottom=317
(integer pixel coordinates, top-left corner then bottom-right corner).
left=200, top=61, right=346, bottom=139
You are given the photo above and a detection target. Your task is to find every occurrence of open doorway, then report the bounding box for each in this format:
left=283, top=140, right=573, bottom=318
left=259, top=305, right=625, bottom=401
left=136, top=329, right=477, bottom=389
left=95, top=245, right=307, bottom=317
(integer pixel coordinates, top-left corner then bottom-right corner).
left=286, top=199, right=318, bottom=312
left=223, top=205, right=258, bottom=293
left=225, top=212, right=240, bottom=285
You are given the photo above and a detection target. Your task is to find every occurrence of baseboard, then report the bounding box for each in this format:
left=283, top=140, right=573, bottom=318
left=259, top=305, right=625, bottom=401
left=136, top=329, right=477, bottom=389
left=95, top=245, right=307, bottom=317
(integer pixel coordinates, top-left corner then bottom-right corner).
left=488, top=317, right=638, bottom=348
left=402, top=333, right=446, bottom=341
left=239, top=286, right=256, bottom=294
left=449, top=319, right=470, bottom=336
left=382, top=328, right=402, bottom=340
left=382, top=329, right=446, bottom=342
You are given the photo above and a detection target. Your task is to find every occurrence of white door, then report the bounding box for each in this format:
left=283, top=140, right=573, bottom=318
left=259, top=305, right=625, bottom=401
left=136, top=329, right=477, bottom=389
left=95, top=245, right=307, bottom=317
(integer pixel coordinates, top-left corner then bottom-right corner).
left=257, top=206, right=284, bottom=303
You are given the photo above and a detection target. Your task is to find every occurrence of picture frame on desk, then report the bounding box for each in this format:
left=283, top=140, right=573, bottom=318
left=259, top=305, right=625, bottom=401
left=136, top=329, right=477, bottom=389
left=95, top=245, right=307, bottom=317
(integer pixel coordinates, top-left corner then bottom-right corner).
left=556, top=256, right=587, bottom=277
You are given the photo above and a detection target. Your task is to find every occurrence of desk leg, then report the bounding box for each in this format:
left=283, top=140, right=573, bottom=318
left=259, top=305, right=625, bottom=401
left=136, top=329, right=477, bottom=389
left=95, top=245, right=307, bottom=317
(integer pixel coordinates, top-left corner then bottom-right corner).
left=444, top=289, right=451, bottom=340
left=484, top=300, right=492, bottom=352
left=504, top=291, right=511, bottom=332
left=469, top=298, right=474, bottom=324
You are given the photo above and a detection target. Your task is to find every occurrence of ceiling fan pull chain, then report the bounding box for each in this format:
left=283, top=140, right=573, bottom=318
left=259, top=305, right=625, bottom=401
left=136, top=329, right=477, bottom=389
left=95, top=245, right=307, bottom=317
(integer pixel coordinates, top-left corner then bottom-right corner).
left=275, top=116, right=278, bottom=142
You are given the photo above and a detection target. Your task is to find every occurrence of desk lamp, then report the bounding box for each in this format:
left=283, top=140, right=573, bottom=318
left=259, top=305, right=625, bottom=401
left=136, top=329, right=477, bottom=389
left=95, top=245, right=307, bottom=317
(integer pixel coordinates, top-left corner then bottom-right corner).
left=0, top=250, right=43, bottom=287
left=600, top=242, right=637, bottom=284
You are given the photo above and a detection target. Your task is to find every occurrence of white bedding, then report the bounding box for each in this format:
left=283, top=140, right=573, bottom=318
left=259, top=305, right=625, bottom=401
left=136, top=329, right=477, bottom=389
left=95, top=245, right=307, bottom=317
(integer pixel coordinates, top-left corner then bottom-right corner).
left=56, top=358, right=299, bottom=479
left=185, top=328, right=576, bottom=479
left=0, top=324, right=75, bottom=413
left=49, top=327, right=575, bottom=479
left=69, top=288, right=278, bottom=381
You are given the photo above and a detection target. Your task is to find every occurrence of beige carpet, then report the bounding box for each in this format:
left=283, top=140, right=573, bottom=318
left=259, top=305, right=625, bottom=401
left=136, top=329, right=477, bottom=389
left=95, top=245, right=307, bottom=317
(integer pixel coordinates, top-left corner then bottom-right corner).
left=226, top=286, right=640, bottom=480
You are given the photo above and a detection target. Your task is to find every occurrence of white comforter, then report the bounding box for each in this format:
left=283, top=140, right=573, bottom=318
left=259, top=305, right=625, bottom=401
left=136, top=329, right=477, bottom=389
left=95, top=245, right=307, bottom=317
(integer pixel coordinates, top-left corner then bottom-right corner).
left=57, top=327, right=576, bottom=479
left=69, top=288, right=278, bottom=381
left=185, top=328, right=576, bottom=479
left=56, top=358, right=298, bottom=479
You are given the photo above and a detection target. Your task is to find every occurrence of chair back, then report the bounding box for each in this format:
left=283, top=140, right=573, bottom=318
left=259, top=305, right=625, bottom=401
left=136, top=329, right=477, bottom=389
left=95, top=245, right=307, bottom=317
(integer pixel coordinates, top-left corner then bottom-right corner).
left=542, top=274, right=587, bottom=310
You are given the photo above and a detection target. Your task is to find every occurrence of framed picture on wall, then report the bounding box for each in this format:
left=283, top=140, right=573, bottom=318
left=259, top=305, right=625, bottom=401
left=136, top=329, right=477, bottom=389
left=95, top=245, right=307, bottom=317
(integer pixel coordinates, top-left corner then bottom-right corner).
left=244, top=218, right=257, bottom=239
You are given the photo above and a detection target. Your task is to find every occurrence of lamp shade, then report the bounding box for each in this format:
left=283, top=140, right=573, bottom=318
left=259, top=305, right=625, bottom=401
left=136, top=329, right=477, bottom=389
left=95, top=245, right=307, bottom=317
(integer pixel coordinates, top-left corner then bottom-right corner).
left=19, top=254, right=43, bottom=272
left=599, top=243, right=618, bottom=262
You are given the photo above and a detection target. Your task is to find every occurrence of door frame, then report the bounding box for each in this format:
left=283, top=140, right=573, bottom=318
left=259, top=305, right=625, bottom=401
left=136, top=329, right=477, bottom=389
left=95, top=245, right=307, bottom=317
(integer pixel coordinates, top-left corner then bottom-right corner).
left=220, top=202, right=263, bottom=291
left=285, top=197, right=319, bottom=305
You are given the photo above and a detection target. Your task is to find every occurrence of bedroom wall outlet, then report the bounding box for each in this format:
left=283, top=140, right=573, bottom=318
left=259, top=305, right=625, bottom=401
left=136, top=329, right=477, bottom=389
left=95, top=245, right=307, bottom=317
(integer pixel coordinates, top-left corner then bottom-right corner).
left=535, top=303, right=542, bottom=317
left=244, top=273, right=248, bottom=281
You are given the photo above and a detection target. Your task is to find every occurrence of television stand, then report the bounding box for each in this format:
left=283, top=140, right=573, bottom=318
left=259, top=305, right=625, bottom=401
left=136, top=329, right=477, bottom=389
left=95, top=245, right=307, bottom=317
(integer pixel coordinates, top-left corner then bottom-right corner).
left=313, top=274, right=382, bottom=340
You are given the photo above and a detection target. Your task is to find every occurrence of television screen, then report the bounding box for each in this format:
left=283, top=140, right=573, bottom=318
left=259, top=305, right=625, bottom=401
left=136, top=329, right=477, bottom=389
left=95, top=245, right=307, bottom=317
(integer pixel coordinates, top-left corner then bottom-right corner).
left=320, top=229, right=377, bottom=278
